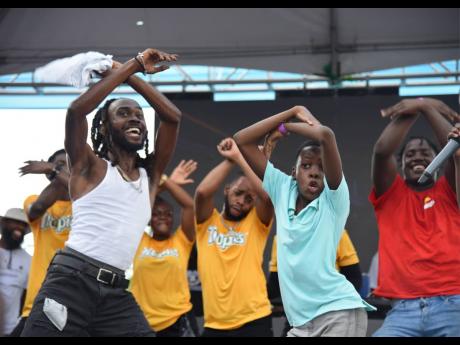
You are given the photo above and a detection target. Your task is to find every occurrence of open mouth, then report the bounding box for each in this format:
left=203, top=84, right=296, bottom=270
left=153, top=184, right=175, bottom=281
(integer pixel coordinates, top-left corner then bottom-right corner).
left=307, top=181, right=320, bottom=194
left=125, top=127, right=142, bottom=139
left=411, top=164, right=426, bottom=174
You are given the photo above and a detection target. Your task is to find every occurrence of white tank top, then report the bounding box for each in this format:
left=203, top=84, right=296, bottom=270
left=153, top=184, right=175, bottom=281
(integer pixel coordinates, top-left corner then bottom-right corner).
left=66, top=160, right=151, bottom=270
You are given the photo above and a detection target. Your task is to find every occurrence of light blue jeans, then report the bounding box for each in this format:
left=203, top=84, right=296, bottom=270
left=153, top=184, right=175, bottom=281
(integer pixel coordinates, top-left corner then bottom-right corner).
left=373, top=295, right=460, bottom=337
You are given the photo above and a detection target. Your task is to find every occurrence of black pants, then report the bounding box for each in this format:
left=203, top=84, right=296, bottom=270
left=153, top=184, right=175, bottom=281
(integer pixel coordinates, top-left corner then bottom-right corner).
left=20, top=249, right=154, bottom=337
left=201, top=315, right=273, bottom=337
left=156, top=310, right=200, bottom=337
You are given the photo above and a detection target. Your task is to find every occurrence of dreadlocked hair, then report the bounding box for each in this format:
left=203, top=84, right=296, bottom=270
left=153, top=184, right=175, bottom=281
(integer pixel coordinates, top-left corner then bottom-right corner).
left=90, top=98, right=150, bottom=171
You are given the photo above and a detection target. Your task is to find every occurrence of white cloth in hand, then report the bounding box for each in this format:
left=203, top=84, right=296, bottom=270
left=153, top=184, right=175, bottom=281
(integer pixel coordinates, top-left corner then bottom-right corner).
left=34, top=51, right=113, bottom=88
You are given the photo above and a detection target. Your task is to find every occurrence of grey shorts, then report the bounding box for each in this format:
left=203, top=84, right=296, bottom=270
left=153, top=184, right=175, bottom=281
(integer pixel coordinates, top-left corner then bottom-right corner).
left=287, top=308, right=367, bottom=337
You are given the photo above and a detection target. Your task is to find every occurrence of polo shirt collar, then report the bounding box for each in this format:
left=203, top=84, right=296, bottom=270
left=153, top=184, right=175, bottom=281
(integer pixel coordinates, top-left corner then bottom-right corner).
left=288, top=182, right=320, bottom=219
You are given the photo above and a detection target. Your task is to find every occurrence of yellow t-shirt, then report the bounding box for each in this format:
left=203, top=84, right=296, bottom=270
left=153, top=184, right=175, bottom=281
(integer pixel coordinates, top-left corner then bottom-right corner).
left=269, top=235, right=277, bottom=273
left=196, top=208, right=272, bottom=330
left=335, top=230, right=359, bottom=270
left=269, top=230, right=359, bottom=273
left=22, top=195, right=72, bottom=317
left=130, top=228, right=194, bottom=332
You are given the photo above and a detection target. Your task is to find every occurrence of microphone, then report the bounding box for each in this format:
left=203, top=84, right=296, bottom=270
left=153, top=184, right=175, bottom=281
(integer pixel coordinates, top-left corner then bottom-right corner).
left=418, top=137, right=460, bottom=184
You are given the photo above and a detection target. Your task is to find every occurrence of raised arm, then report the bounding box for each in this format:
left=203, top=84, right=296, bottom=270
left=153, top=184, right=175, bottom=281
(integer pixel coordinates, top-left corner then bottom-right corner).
left=162, top=178, right=196, bottom=242
left=374, top=98, right=460, bottom=196
left=19, top=160, right=70, bottom=222
left=418, top=98, right=459, bottom=191
left=194, top=159, right=234, bottom=224
left=261, top=129, right=284, bottom=160
left=372, top=102, right=420, bottom=197
left=217, top=138, right=274, bottom=225
left=65, top=58, right=143, bottom=170
left=234, top=106, right=316, bottom=179
left=448, top=124, right=460, bottom=209
left=284, top=122, right=343, bottom=190
left=122, top=51, right=182, bottom=188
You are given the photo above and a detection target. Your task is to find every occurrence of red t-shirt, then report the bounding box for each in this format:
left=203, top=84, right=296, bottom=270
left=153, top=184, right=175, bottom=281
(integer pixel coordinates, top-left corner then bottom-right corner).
left=369, top=175, right=460, bottom=299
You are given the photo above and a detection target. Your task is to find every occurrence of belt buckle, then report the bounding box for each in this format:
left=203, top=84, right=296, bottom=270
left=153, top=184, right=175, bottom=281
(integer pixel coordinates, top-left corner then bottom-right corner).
left=97, top=268, right=116, bottom=285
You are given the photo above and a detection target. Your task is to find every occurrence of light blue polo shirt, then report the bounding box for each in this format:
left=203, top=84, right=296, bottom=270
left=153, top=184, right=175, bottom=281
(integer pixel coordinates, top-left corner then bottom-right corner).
left=263, top=161, right=375, bottom=327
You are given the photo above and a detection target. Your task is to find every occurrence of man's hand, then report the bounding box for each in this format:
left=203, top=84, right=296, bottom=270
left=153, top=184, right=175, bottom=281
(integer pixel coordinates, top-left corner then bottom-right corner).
left=381, top=98, right=459, bottom=123
left=380, top=99, right=423, bottom=120
left=140, top=48, right=178, bottom=74
left=169, top=160, right=198, bottom=185
left=19, top=160, right=53, bottom=177
left=217, top=138, right=242, bottom=162
left=423, top=98, right=460, bottom=124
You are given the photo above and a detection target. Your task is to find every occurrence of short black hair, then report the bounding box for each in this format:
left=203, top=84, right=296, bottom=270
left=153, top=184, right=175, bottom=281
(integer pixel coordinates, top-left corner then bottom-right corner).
left=227, top=171, right=246, bottom=187
left=398, top=136, right=439, bottom=162
left=295, top=140, right=321, bottom=161
left=154, top=195, right=172, bottom=209
left=47, top=149, right=66, bottom=163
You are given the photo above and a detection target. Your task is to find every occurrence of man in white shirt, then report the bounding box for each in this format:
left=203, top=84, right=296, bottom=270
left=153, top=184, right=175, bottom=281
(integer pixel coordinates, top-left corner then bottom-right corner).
left=0, top=208, right=31, bottom=336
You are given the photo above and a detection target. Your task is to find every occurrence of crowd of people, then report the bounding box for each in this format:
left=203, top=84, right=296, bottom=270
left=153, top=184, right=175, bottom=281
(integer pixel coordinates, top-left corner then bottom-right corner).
left=1, top=48, right=460, bottom=337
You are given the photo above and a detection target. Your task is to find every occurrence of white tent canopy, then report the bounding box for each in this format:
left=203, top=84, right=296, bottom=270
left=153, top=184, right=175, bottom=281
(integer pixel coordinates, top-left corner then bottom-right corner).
left=1, top=8, right=459, bottom=77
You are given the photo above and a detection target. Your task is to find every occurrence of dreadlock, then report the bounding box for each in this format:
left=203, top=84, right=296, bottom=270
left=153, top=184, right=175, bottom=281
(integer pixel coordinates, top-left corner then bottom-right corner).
left=90, top=98, right=150, bottom=170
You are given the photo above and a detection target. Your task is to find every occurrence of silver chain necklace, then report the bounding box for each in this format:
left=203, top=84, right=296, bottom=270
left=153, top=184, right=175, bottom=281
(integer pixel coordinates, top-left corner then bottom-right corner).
left=116, top=165, right=143, bottom=193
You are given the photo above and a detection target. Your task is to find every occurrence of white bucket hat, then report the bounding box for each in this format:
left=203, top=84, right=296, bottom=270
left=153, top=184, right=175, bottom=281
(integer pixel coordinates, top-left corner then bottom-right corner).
left=0, top=208, right=30, bottom=232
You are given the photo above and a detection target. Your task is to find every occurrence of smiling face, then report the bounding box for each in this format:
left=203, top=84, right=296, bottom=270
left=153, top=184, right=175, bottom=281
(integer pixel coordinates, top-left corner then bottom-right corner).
left=223, top=176, right=256, bottom=221
left=401, top=138, right=437, bottom=184
left=292, top=146, right=325, bottom=204
left=106, top=98, right=147, bottom=152
left=151, top=199, right=174, bottom=238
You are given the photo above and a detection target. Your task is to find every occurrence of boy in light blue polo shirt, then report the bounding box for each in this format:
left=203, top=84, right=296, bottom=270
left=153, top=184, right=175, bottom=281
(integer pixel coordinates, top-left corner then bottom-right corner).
left=234, top=105, right=374, bottom=337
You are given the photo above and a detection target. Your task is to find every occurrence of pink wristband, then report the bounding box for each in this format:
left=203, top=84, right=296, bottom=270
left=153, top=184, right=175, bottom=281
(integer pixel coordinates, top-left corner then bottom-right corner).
left=278, top=123, right=289, bottom=136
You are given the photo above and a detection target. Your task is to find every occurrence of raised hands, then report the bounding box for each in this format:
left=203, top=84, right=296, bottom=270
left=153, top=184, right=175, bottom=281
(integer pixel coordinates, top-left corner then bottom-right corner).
left=293, top=106, right=320, bottom=126
left=169, top=160, right=198, bottom=185
left=138, top=48, right=178, bottom=74
left=217, top=138, right=242, bottom=163
left=381, top=98, right=460, bottom=123
left=19, top=160, right=53, bottom=177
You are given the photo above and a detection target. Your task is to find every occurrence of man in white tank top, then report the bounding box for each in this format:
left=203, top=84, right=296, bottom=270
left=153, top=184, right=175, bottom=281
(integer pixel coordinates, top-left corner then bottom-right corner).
left=21, top=48, right=181, bottom=337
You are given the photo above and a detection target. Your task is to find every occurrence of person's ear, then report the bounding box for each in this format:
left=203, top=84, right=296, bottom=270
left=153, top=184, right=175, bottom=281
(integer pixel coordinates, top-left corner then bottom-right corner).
left=291, top=166, right=296, bottom=179
left=224, top=185, right=229, bottom=196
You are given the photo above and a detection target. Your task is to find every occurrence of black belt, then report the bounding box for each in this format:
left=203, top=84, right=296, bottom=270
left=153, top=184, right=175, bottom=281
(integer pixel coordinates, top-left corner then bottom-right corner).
left=51, top=251, right=129, bottom=289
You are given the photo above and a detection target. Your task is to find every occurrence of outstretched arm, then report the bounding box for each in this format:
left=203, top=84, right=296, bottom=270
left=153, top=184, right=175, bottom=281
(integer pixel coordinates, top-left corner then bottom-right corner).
left=19, top=160, right=70, bottom=222
left=217, top=138, right=274, bottom=225
left=234, top=106, right=317, bottom=179
left=194, top=160, right=234, bottom=224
